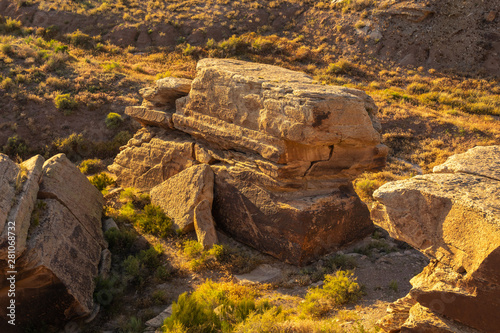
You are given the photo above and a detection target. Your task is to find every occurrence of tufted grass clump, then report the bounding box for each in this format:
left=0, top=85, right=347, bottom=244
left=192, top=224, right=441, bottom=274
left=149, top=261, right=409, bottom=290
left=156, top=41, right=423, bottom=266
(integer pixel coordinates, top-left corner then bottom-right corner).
left=105, top=112, right=123, bottom=129
left=89, top=172, right=115, bottom=192
left=78, top=158, right=103, bottom=174
left=301, top=270, right=363, bottom=317
left=183, top=241, right=228, bottom=271
left=54, top=93, right=78, bottom=114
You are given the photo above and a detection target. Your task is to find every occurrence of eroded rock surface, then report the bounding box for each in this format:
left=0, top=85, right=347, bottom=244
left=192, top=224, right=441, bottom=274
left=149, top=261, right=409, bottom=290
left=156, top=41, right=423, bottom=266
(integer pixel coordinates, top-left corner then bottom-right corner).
left=372, top=146, right=500, bottom=333
left=109, top=58, right=387, bottom=264
left=0, top=154, right=105, bottom=331
left=151, top=164, right=214, bottom=232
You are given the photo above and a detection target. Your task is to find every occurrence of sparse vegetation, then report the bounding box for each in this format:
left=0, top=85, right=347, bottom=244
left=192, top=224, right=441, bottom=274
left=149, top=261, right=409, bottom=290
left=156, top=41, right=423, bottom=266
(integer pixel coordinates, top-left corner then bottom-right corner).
left=105, top=112, right=123, bottom=129
left=54, top=93, right=78, bottom=114
left=301, top=271, right=364, bottom=317
left=89, top=172, right=115, bottom=191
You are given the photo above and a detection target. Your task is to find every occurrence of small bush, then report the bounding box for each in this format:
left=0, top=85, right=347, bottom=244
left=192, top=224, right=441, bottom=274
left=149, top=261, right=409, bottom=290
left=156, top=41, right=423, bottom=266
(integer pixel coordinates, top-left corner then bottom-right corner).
left=54, top=93, right=77, bottom=114
left=136, top=204, right=173, bottom=238
left=163, top=281, right=271, bottom=332
left=94, top=275, right=120, bottom=307
left=407, top=82, right=430, bottom=95
left=105, top=112, right=123, bottom=129
left=2, top=135, right=28, bottom=158
left=301, top=270, right=363, bottom=317
left=66, top=29, right=93, bottom=48
left=79, top=158, right=103, bottom=174
left=327, top=59, right=355, bottom=75
left=121, top=316, right=143, bottom=333
left=89, top=172, right=115, bottom=191
left=104, top=227, right=136, bottom=256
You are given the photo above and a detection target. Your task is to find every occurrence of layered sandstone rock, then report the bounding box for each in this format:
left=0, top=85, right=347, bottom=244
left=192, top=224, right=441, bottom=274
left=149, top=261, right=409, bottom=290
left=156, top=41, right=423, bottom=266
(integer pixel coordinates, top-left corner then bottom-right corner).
left=372, top=146, right=500, bottom=333
left=0, top=154, right=106, bottom=331
left=110, top=58, right=387, bottom=264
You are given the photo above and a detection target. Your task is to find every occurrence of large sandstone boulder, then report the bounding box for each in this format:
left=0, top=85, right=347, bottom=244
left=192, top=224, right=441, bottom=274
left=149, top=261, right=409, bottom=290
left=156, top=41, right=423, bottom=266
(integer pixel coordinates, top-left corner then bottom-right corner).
left=372, top=146, right=500, bottom=333
left=150, top=164, right=214, bottom=232
left=110, top=58, right=387, bottom=264
left=0, top=154, right=106, bottom=331
left=173, top=58, right=386, bottom=171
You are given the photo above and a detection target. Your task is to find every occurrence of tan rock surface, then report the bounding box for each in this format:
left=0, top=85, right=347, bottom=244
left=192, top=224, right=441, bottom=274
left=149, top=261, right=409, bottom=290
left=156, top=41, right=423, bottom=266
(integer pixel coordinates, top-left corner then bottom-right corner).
left=11, top=199, right=103, bottom=321
left=0, top=155, right=44, bottom=258
left=39, top=153, right=105, bottom=248
left=151, top=164, right=214, bottom=232
left=212, top=165, right=374, bottom=265
left=140, top=77, right=192, bottom=109
left=125, top=106, right=174, bottom=129
left=109, top=128, right=196, bottom=191
left=173, top=58, right=386, bottom=172
left=373, top=146, right=500, bottom=333
left=433, top=145, right=500, bottom=181
left=0, top=153, right=106, bottom=330
left=193, top=199, right=218, bottom=249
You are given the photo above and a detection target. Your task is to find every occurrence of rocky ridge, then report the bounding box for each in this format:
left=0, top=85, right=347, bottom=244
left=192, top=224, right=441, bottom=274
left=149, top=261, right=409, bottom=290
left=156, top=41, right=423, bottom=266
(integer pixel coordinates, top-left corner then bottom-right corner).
left=372, top=146, right=500, bottom=333
left=110, top=58, right=388, bottom=265
left=0, top=153, right=106, bottom=332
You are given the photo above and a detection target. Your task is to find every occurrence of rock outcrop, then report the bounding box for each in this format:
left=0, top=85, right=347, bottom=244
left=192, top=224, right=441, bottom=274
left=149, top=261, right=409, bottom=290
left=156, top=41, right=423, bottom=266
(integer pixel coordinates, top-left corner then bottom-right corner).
left=0, top=153, right=106, bottom=332
left=110, top=58, right=387, bottom=264
left=372, top=146, right=500, bottom=333
left=150, top=164, right=214, bottom=232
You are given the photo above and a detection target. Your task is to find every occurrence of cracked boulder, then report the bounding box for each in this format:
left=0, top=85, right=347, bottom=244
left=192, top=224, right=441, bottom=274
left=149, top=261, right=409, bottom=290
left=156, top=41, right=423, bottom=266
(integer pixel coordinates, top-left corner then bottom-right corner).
left=110, top=58, right=387, bottom=264
left=0, top=154, right=105, bottom=331
left=372, top=146, right=500, bottom=332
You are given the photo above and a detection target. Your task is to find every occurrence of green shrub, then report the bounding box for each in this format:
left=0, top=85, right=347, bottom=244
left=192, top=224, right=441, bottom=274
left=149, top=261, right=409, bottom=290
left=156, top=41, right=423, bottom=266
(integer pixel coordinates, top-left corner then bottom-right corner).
left=136, top=204, right=173, bottom=238
left=104, top=227, right=136, bottom=256
left=89, top=172, right=115, bottom=191
left=326, top=254, right=357, bottom=271
left=407, top=82, right=430, bottom=95
left=101, top=61, right=121, bottom=72
left=301, top=270, right=363, bottom=317
left=78, top=158, right=103, bottom=174
left=66, top=29, right=93, bottom=48
left=54, top=93, right=77, bottom=114
left=94, top=275, right=120, bottom=307
left=105, top=112, right=123, bottom=129
left=121, top=316, right=143, bottom=333
left=2, top=135, right=28, bottom=158
left=163, top=281, right=271, bottom=333
left=1, top=17, right=22, bottom=33
left=327, top=59, right=355, bottom=75
left=0, top=77, right=15, bottom=89
left=122, top=246, right=163, bottom=285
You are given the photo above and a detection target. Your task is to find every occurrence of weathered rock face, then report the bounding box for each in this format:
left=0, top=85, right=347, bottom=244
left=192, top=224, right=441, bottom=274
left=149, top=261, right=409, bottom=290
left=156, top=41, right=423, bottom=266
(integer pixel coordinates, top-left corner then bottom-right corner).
left=174, top=58, right=386, bottom=170
left=0, top=154, right=44, bottom=259
left=150, top=164, right=214, bottom=232
left=0, top=154, right=105, bottom=331
left=109, top=58, right=387, bottom=264
left=194, top=199, right=218, bottom=249
left=109, top=128, right=196, bottom=191
left=372, top=146, right=500, bottom=333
